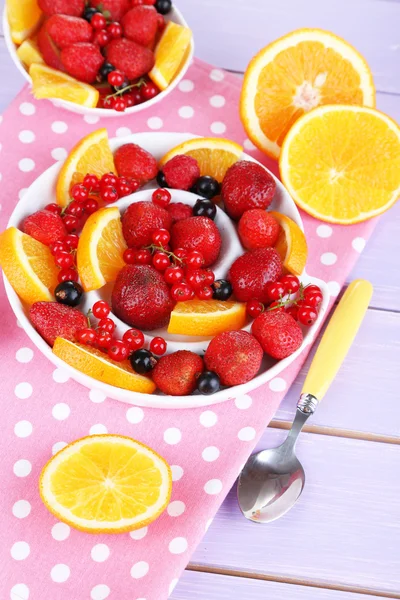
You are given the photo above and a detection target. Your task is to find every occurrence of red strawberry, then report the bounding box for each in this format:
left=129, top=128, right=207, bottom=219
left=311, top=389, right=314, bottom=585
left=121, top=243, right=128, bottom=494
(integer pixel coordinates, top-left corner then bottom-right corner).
left=122, top=201, right=172, bottom=247
left=37, top=23, right=65, bottom=71
left=46, top=15, right=93, bottom=49
left=22, top=210, right=67, bottom=246
left=229, top=247, right=282, bottom=303
left=38, top=0, right=85, bottom=16
left=238, top=209, right=280, bottom=250
left=167, top=202, right=192, bottom=223
left=112, top=265, right=174, bottom=330
left=30, top=302, right=87, bottom=347
left=163, top=155, right=200, bottom=190
left=106, top=38, right=154, bottom=80
left=204, top=330, right=263, bottom=386
left=252, top=311, right=303, bottom=359
left=122, top=6, right=158, bottom=47
left=170, top=216, right=221, bottom=267
left=90, top=0, right=130, bottom=21
left=152, top=351, right=204, bottom=395
left=61, top=43, right=104, bottom=83
left=221, top=161, right=276, bottom=220
left=114, top=143, right=158, bottom=182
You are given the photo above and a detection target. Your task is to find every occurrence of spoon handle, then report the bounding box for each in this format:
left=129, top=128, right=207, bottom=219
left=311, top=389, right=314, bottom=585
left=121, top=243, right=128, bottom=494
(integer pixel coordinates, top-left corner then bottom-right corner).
left=301, top=279, right=373, bottom=402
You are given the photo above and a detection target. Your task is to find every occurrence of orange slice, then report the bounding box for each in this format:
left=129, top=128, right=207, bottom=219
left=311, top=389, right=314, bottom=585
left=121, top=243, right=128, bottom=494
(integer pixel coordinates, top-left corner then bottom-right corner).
left=56, top=128, right=116, bottom=207
left=0, top=227, right=58, bottom=304
left=279, top=105, right=400, bottom=224
left=149, top=22, right=192, bottom=90
left=39, top=434, right=171, bottom=533
left=159, top=137, right=243, bottom=182
left=240, top=28, right=375, bottom=159
left=17, top=38, right=43, bottom=67
left=168, top=299, right=247, bottom=336
left=269, top=211, right=308, bottom=276
left=77, top=207, right=127, bottom=292
left=7, top=0, right=42, bottom=45
left=30, top=64, right=99, bottom=108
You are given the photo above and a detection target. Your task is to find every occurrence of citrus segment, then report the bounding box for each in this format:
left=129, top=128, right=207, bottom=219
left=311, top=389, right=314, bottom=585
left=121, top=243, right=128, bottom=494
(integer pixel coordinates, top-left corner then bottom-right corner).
left=168, top=299, right=247, bottom=336
left=240, top=28, right=375, bottom=159
left=160, top=138, right=243, bottom=182
left=56, top=128, right=116, bottom=207
left=279, top=105, right=400, bottom=224
left=17, top=38, right=43, bottom=67
left=0, top=227, right=58, bottom=304
left=30, top=64, right=99, bottom=108
left=7, top=0, right=42, bottom=45
left=77, top=207, right=127, bottom=291
left=149, top=22, right=192, bottom=90
left=53, top=338, right=156, bottom=394
left=39, top=434, right=171, bottom=533
left=269, top=212, right=308, bottom=276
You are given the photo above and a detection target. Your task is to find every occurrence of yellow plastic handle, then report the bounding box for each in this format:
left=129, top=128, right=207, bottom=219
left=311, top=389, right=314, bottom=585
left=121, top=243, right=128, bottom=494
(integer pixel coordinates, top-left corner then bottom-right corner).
left=302, top=279, right=373, bottom=401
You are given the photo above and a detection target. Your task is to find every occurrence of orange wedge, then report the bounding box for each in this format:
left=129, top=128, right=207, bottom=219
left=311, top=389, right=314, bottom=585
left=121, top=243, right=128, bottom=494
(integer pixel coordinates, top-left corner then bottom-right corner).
left=168, top=299, right=247, bottom=336
left=7, top=0, right=42, bottom=45
left=39, top=434, right=171, bottom=533
left=30, top=64, right=99, bottom=108
left=17, top=38, right=43, bottom=67
left=279, top=105, right=400, bottom=224
left=77, top=207, right=127, bottom=292
left=269, top=212, right=308, bottom=276
left=159, top=137, right=243, bottom=182
left=0, top=227, right=58, bottom=304
left=240, top=29, right=375, bottom=159
left=149, top=22, right=192, bottom=90
left=56, top=128, right=116, bottom=207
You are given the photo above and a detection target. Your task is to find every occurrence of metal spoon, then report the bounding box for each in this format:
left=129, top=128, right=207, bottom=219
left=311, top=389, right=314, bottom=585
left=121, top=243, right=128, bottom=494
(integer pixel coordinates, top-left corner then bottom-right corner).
left=238, top=279, right=373, bottom=523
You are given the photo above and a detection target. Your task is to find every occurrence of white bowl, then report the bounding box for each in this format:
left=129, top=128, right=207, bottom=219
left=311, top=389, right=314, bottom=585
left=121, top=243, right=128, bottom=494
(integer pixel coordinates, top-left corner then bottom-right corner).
left=3, top=4, right=194, bottom=117
left=3, top=131, right=329, bottom=408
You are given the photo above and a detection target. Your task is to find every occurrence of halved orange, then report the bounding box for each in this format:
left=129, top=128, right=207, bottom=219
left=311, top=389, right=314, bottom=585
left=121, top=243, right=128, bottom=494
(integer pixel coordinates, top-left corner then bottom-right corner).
left=279, top=105, right=400, bottom=224
left=269, top=212, right=308, bottom=276
left=17, top=38, right=43, bottom=67
left=39, top=434, right=171, bottom=533
left=56, top=128, right=116, bottom=207
left=7, top=0, right=42, bottom=45
left=240, top=29, right=375, bottom=159
left=77, top=207, right=127, bottom=291
left=168, top=299, right=247, bottom=336
left=0, top=227, right=58, bottom=304
left=159, top=137, right=243, bottom=182
left=30, top=64, right=99, bottom=108
left=149, top=22, right=192, bottom=90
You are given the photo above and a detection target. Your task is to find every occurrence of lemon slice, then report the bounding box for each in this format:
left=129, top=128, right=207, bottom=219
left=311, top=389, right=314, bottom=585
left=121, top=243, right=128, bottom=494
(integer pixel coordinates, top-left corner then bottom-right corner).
left=7, top=0, right=42, bottom=45
left=39, top=434, right=171, bottom=533
left=168, top=299, right=247, bottom=336
left=149, top=22, right=192, bottom=90
left=269, top=211, right=308, bottom=276
left=17, top=38, right=43, bottom=67
left=30, top=64, right=99, bottom=108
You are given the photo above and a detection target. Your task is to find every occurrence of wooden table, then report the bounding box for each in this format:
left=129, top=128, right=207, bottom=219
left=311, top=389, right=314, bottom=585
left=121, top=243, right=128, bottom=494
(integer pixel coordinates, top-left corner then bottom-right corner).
left=1, top=1, right=399, bottom=598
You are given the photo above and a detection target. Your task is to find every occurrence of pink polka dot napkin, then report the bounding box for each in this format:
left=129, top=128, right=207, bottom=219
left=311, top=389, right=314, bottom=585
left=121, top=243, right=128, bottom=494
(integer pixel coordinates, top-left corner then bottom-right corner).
left=0, top=58, right=378, bottom=600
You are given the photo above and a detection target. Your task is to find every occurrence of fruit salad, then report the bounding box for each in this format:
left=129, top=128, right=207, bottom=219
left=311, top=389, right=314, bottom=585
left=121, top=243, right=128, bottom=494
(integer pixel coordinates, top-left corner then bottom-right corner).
left=0, top=130, right=323, bottom=399
left=7, top=0, right=192, bottom=112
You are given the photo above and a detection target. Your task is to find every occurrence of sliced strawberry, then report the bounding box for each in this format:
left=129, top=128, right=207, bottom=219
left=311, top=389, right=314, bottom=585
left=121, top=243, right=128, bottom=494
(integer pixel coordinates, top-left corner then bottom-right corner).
left=46, top=15, right=93, bottom=49
left=22, top=210, right=67, bottom=247
left=30, top=302, right=87, bottom=347
left=37, top=23, right=65, bottom=71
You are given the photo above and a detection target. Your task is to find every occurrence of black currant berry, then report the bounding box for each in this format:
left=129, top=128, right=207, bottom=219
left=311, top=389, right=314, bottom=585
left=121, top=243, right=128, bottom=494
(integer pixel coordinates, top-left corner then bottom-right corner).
left=130, top=349, right=157, bottom=374
left=197, top=371, right=221, bottom=395
left=193, top=198, right=217, bottom=220
left=55, top=281, right=83, bottom=307
left=155, top=0, right=172, bottom=15
left=98, top=62, right=116, bottom=82
left=156, top=170, right=169, bottom=187
left=191, top=176, right=220, bottom=199
left=212, top=279, right=233, bottom=301
left=83, top=7, right=98, bottom=21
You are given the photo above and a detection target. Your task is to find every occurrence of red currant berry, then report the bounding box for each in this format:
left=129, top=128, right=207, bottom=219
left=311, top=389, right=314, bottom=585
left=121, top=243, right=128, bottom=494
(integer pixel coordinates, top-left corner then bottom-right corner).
left=83, top=198, right=99, bottom=215
left=83, top=174, right=100, bottom=192
left=98, top=317, right=116, bottom=333
left=140, top=81, right=159, bottom=101
left=164, top=265, right=184, bottom=285
left=107, top=22, right=123, bottom=38
left=101, top=173, right=118, bottom=187
left=131, top=0, right=145, bottom=4
left=152, top=188, right=171, bottom=208
left=45, top=203, right=62, bottom=215
left=143, top=0, right=156, bottom=4
left=58, top=267, right=78, bottom=283
left=123, top=248, right=136, bottom=264
left=170, top=282, right=194, bottom=302
left=186, top=250, right=204, bottom=268
left=97, top=329, right=113, bottom=351
left=153, top=251, right=170, bottom=271
left=112, top=97, right=126, bottom=112
left=286, top=305, right=299, bottom=320
left=92, top=300, right=110, bottom=319
left=116, top=177, right=132, bottom=197
left=108, top=340, right=130, bottom=362
left=63, top=214, right=79, bottom=233
left=268, top=301, right=285, bottom=312
left=91, top=12, right=107, bottom=29
left=303, top=284, right=322, bottom=296
left=101, top=96, right=114, bottom=109
left=280, top=274, right=300, bottom=294
left=123, top=328, right=145, bottom=351
left=100, top=185, right=119, bottom=203
left=196, top=285, right=213, bottom=300
left=124, top=93, right=135, bottom=107
left=187, top=269, right=203, bottom=288
left=297, top=305, right=318, bottom=326
left=50, top=240, right=67, bottom=255
left=266, top=281, right=286, bottom=302
left=108, top=70, right=125, bottom=86
left=66, top=200, right=84, bottom=218
left=304, top=289, right=323, bottom=308
left=134, top=248, right=152, bottom=265
left=174, top=247, right=188, bottom=262
left=77, top=328, right=97, bottom=345
left=152, top=228, right=170, bottom=246
left=128, top=178, right=140, bottom=192
left=246, top=299, right=264, bottom=318
left=71, top=183, right=89, bottom=203
left=64, top=234, right=79, bottom=249
left=149, top=336, right=167, bottom=355
left=202, top=269, right=215, bottom=285
left=54, top=251, right=74, bottom=269
left=157, top=13, right=165, bottom=30
left=93, top=29, right=109, bottom=46
left=131, top=89, right=143, bottom=105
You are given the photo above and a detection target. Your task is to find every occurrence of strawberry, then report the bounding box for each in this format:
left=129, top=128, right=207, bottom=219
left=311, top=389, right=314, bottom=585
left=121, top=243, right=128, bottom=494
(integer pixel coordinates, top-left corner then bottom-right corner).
left=22, top=210, right=67, bottom=246
left=114, top=143, right=158, bottom=182
left=90, top=0, right=130, bottom=21
left=112, top=265, right=174, bottom=330
left=252, top=311, right=303, bottom=359
left=152, top=351, right=204, bottom=395
left=238, top=209, right=280, bottom=250
left=122, top=201, right=172, bottom=247
left=204, top=330, right=263, bottom=386
left=38, top=0, right=85, bottom=16
left=46, top=15, right=93, bottom=49
left=221, top=161, right=276, bottom=220
left=61, top=43, right=104, bottom=83
left=106, top=38, right=154, bottom=80
left=163, top=155, right=200, bottom=190
left=170, top=216, right=222, bottom=267
left=122, top=6, right=159, bottom=47
left=167, top=202, right=192, bottom=223
left=30, top=302, right=87, bottom=347
left=37, top=23, right=65, bottom=71
left=229, top=247, right=282, bottom=303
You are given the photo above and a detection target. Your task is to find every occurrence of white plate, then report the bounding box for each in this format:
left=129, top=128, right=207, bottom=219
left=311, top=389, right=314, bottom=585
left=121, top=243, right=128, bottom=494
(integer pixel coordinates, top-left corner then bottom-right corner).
left=3, top=131, right=329, bottom=408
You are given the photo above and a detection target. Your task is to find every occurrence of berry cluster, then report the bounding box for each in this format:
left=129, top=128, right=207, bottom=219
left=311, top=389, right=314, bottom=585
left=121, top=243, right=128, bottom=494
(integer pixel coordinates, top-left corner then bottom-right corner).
left=99, top=70, right=161, bottom=112
left=71, top=172, right=140, bottom=209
